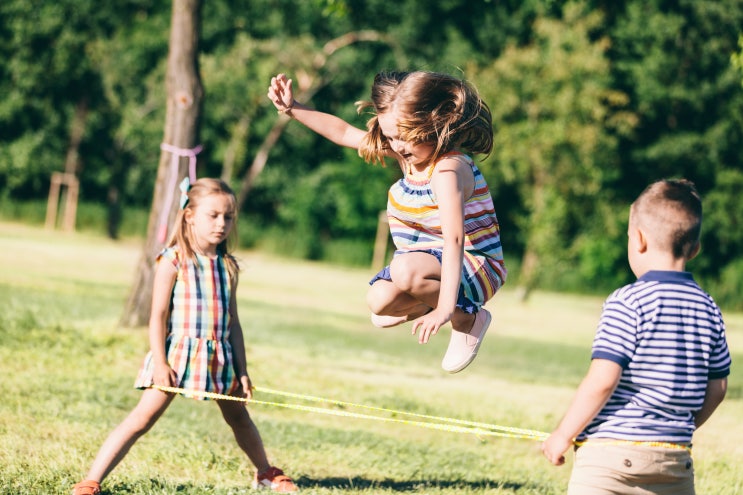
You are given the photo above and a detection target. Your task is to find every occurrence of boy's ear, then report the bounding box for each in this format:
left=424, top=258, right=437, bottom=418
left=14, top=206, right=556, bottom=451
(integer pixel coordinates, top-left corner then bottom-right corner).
left=688, top=240, right=701, bottom=261
left=632, top=226, right=648, bottom=254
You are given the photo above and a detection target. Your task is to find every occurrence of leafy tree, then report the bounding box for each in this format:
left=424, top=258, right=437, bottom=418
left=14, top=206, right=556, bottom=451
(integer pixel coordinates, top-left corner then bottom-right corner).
left=2, top=0, right=743, bottom=308
left=0, top=0, right=167, bottom=236
left=199, top=30, right=396, bottom=210
left=272, top=150, right=398, bottom=262
left=0, top=1, right=100, bottom=196
left=605, top=0, right=743, bottom=191
left=476, top=2, right=635, bottom=299
left=600, top=0, right=743, bottom=307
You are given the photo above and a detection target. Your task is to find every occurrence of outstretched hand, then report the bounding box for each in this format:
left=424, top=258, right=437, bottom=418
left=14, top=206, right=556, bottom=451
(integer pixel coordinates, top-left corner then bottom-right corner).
left=268, top=73, right=295, bottom=113
left=411, top=308, right=452, bottom=344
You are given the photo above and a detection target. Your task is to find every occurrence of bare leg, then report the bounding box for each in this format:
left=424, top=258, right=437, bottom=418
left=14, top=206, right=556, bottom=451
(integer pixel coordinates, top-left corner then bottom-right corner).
left=368, top=252, right=476, bottom=332
left=367, top=280, right=429, bottom=317
left=84, top=388, right=175, bottom=482
left=218, top=400, right=271, bottom=473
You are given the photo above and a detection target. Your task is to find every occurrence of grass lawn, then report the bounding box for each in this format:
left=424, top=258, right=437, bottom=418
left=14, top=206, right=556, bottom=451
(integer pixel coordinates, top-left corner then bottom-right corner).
left=0, top=221, right=741, bottom=494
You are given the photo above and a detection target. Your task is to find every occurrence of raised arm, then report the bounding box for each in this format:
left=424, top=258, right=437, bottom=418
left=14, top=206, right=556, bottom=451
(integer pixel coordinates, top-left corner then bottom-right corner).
left=268, top=73, right=367, bottom=149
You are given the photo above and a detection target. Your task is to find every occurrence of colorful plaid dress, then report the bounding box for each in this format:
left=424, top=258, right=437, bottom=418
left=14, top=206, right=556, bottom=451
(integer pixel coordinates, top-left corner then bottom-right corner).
left=134, top=247, right=239, bottom=400
left=371, top=152, right=506, bottom=313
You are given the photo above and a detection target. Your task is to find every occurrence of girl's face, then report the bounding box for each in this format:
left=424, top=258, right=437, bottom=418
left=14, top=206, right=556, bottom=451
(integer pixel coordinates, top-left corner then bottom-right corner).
left=186, top=193, right=235, bottom=252
left=378, top=110, right=434, bottom=169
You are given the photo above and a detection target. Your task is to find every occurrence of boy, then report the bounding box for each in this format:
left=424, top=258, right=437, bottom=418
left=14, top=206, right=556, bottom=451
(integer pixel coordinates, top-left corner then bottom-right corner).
left=542, top=179, right=731, bottom=494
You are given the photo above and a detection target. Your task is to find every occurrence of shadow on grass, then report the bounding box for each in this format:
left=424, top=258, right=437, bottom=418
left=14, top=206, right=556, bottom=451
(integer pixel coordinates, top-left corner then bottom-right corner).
left=101, top=476, right=541, bottom=494
left=295, top=475, right=539, bottom=492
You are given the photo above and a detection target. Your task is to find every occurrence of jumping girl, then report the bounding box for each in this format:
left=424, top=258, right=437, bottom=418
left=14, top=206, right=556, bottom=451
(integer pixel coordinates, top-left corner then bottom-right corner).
left=267, top=71, right=506, bottom=373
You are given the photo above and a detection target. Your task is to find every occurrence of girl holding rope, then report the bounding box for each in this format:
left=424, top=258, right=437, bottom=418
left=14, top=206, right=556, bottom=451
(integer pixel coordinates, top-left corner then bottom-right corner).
left=73, top=178, right=297, bottom=494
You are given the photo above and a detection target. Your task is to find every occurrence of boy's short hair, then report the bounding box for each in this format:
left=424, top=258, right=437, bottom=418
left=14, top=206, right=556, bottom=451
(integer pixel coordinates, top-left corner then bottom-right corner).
left=631, top=178, right=702, bottom=259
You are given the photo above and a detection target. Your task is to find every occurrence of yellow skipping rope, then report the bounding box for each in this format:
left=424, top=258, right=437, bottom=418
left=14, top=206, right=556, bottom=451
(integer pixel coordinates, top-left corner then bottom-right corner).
left=151, top=385, right=549, bottom=442
left=150, top=385, right=690, bottom=451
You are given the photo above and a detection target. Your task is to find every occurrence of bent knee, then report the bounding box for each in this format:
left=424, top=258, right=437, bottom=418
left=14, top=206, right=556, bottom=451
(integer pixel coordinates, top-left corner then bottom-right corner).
left=366, top=292, right=381, bottom=314
left=388, top=260, right=420, bottom=292
left=367, top=283, right=392, bottom=314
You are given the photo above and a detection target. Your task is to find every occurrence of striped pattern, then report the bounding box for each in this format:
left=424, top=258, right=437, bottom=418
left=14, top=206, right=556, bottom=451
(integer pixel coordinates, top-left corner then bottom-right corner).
left=580, top=270, right=731, bottom=444
left=135, top=248, right=239, bottom=399
left=386, top=152, right=506, bottom=310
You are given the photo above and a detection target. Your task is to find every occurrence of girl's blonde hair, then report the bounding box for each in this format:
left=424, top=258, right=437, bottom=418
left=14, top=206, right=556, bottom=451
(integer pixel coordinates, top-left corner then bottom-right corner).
left=357, top=71, right=493, bottom=166
left=167, top=178, right=240, bottom=285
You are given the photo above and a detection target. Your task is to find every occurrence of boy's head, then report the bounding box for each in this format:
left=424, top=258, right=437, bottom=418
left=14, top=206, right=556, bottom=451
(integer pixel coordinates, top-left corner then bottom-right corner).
left=629, top=179, right=702, bottom=271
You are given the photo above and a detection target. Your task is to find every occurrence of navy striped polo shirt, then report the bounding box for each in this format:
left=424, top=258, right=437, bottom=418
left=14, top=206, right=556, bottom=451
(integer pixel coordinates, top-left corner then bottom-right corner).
left=579, top=270, right=731, bottom=444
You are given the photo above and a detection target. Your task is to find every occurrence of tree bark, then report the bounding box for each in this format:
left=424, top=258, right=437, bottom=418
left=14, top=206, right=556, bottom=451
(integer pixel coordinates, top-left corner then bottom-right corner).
left=121, top=0, right=203, bottom=327
left=515, top=174, right=546, bottom=303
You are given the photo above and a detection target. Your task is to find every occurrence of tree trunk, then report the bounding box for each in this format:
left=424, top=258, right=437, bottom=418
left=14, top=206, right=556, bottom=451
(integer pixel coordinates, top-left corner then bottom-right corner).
left=514, top=248, right=539, bottom=302
left=515, top=172, right=546, bottom=303
left=120, top=0, right=203, bottom=327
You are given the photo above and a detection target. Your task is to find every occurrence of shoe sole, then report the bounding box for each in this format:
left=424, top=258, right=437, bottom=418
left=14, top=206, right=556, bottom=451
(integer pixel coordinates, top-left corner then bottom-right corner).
left=252, top=479, right=298, bottom=492
left=370, top=314, right=408, bottom=328
left=442, top=309, right=492, bottom=374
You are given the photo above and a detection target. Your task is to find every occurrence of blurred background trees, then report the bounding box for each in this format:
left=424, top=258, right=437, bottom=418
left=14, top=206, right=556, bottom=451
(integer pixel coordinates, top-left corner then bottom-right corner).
left=1, top=0, right=742, bottom=308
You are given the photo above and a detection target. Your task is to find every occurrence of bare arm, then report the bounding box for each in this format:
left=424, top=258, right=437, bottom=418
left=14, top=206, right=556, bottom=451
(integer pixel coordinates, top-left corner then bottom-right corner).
left=148, top=258, right=178, bottom=387
left=542, top=359, right=622, bottom=466
left=694, top=377, right=727, bottom=428
left=267, top=73, right=367, bottom=149
left=226, top=277, right=253, bottom=399
left=411, top=157, right=471, bottom=342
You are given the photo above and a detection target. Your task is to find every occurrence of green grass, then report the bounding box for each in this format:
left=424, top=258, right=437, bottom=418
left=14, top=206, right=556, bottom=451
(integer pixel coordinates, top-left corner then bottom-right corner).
left=0, top=220, right=742, bottom=495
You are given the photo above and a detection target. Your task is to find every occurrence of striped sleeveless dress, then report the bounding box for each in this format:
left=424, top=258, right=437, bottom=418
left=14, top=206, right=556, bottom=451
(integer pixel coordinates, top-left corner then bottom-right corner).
left=371, top=152, right=506, bottom=313
left=134, top=247, right=239, bottom=400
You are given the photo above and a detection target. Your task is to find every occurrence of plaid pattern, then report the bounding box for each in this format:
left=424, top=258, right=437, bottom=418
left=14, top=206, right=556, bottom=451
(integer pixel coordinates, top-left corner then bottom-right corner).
left=383, top=152, right=506, bottom=310
left=135, top=248, right=239, bottom=399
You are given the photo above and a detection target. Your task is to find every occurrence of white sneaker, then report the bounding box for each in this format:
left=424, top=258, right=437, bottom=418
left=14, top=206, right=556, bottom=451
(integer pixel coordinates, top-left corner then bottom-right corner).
left=441, top=308, right=491, bottom=373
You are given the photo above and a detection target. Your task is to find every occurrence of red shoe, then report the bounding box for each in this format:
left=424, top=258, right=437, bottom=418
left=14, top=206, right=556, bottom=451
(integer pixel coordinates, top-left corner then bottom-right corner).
left=252, top=466, right=298, bottom=492
left=72, top=480, right=101, bottom=495
left=441, top=308, right=491, bottom=373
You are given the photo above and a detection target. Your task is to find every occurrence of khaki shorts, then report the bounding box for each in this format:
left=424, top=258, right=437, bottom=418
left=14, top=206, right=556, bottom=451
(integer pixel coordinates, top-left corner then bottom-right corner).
left=568, top=442, right=694, bottom=495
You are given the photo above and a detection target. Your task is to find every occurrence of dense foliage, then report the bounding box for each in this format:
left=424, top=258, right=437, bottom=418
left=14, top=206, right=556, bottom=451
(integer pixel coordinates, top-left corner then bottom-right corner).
left=1, top=0, right=742, bottom=307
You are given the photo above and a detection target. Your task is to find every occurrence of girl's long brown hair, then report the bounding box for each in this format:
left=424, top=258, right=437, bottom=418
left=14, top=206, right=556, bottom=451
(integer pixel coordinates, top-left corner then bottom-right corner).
left=357, top=71, right=493, bottom=166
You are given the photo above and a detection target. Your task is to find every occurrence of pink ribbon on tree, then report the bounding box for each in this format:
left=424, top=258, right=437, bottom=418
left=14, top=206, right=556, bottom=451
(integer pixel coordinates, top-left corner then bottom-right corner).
left=157, top=143, right=203, bottom=243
